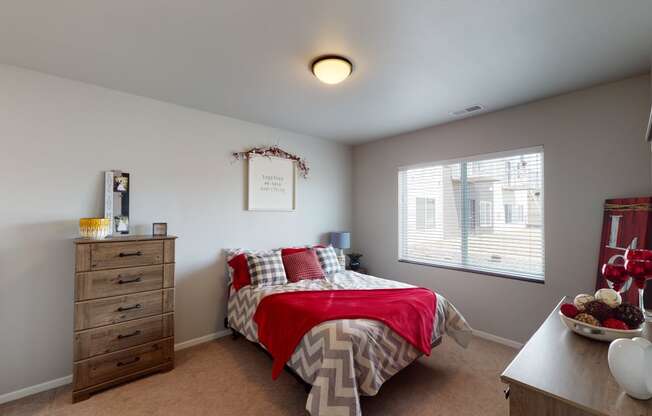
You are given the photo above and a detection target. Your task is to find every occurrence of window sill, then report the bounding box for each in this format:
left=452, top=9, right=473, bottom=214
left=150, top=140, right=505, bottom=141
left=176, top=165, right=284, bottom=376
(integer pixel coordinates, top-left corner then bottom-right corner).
left=397, top=259, right=545, bottom=284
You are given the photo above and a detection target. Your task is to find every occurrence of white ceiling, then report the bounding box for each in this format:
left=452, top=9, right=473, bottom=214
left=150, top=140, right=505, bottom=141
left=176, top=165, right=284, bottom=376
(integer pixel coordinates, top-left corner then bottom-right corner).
left=1, top=1, right=651, bottom=144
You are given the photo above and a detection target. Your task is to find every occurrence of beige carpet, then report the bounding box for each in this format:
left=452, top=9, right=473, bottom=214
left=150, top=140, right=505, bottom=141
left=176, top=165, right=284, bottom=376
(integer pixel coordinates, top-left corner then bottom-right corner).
left=0, top=335, right=516, bottom=416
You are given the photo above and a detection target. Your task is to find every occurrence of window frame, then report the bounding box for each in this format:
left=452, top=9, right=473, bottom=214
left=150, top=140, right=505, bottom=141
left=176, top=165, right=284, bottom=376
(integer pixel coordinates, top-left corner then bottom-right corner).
left=397, top=146, right=545, bottom=284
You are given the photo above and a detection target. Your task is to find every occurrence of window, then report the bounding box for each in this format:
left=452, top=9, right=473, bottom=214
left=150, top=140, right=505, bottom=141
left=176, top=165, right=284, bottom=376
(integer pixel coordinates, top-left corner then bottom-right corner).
left=478, top=201, right=493, bottom=227
left=398, top=147, right=544, bottom=281
left=504, top=204, right=525, bottom=224
left=416, top=197, right=436, bottom=230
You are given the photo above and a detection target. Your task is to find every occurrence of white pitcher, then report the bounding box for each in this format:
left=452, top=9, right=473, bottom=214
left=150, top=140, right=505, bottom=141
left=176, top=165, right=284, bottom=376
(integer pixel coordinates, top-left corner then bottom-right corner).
left=608, top=337, right=652, bottom=400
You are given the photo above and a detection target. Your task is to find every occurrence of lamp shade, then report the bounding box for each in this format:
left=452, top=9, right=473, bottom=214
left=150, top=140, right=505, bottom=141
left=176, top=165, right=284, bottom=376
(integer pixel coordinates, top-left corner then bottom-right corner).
left=330, top=232, right=351, bottom=249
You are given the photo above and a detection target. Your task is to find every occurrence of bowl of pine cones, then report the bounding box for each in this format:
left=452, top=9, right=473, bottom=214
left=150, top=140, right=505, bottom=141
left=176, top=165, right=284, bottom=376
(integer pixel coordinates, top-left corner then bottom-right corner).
left=559, top=290, right=645, bottom=342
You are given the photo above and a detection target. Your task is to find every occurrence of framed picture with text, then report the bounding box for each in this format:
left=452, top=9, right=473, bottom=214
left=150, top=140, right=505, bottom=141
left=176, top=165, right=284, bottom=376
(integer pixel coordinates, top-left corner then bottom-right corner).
left=247, top=155, right=296, bottom=211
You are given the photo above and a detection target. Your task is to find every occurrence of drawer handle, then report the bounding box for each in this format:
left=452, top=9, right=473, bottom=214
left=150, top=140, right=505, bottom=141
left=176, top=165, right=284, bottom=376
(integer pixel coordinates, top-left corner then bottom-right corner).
left=116, top=356, right=141, bottom=367
left=117, top=274, right=143, bottom=284
left=117, top=303, right=142, bottom=312
left=117, top=330, right=142, bottom=339
left=119, top=251, right=143, bottom=257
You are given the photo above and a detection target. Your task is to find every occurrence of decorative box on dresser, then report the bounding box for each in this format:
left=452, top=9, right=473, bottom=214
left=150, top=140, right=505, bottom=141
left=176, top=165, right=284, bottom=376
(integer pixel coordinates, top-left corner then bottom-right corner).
left=72, top=235, right=177, bottom=402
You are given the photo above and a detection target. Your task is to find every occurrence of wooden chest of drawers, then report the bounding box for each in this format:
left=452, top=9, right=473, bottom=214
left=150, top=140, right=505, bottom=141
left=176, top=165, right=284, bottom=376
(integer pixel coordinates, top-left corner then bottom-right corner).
left=501, top=297, right=652, bottom=416
left=73, top=235, right=177, bottom=402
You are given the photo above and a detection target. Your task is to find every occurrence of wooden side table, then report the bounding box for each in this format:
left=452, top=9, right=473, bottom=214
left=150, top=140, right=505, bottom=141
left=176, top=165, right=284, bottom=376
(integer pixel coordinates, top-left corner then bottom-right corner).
left=501, top=297, right=651, bottom=416
left=348, top=267, right=368, bottom=274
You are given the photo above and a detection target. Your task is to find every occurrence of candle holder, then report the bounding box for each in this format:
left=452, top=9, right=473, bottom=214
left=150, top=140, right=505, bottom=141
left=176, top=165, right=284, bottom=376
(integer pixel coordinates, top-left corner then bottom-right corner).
left=623, top=249, right=652, bottom=322
left=79, top=218, right=111, bottom=240
left=601, top=263, right=632, bottom=293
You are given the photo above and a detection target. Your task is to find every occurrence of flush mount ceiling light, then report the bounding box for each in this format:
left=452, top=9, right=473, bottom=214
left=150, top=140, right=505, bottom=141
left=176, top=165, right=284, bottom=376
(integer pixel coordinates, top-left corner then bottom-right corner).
left=311, top=55, right=353, bottom=85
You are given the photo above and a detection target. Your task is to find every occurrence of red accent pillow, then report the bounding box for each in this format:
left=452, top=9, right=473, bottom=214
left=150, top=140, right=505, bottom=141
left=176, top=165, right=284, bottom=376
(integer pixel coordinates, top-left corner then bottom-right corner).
left=283, top=250, right=325, bottom=283
left=281, top=245, right=325, bottom=258
left=228, top=254, right=251, bottom=291
left=281, top=247, right=308, bottom=257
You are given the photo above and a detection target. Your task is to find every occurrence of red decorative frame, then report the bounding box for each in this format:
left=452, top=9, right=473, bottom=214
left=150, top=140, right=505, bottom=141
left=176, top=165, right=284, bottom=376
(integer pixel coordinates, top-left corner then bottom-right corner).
left=595, top=197, right=652, bottom=306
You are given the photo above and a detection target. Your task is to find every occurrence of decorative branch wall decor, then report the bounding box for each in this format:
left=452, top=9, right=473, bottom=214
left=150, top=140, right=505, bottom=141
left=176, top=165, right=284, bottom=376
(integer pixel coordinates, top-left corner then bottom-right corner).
left=232, top=145, right=309, bottom=178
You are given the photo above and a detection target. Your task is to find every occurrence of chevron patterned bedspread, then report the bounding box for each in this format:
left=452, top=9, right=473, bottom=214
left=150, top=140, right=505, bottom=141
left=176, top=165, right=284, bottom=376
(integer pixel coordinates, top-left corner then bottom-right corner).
left=227, top=271, right=472, bottom=416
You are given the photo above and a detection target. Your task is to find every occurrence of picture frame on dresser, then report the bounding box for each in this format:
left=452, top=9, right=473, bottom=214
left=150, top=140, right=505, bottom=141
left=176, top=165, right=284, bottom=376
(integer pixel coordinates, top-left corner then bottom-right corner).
left=72, top=235, right=177, bottom=402
left=152, top=222, right=168, bottom=236
left=104, top=170, right=131, bottom=235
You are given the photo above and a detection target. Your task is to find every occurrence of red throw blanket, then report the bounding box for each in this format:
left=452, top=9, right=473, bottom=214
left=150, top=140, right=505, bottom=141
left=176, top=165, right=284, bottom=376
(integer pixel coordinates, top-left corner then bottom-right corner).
left=253, top=288, right=437, bottom=379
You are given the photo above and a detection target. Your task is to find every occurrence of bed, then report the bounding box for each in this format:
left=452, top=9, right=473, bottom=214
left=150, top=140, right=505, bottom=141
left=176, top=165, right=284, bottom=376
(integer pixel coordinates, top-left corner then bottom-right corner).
left=226, top=269, right=472, bottom=416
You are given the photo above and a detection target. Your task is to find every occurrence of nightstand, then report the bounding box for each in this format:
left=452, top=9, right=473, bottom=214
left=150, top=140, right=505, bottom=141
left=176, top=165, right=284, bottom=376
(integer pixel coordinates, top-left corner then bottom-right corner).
left=348, top=267, right=368, bottom=274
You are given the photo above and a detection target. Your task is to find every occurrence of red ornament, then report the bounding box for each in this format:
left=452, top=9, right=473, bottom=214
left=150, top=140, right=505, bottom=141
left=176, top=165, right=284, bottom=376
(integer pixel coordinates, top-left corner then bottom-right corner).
left=625, top=260, right=648, bottom=278
left=625, top=248, right=652, bottom=261
left=602, top=263, right=629, bottom=281
left=624, top=259, right=652, bottom=289
left=633, top=276, right=649, bottom=290
left=560, top=303, right=579, bottom=319
left=602, top=318, right=629, bottom=330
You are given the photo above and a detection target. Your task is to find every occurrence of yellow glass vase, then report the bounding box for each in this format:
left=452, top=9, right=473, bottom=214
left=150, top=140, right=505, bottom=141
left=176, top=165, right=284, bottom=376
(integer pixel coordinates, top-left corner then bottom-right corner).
left=79, top=218, right=111, bottom=240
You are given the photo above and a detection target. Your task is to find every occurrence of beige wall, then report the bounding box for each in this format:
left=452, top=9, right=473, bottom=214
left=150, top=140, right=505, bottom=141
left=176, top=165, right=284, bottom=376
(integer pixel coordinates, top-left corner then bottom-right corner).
left=1, top=63, right=650, bottom=397
left=0, top=64, right=352, bottom=396
left=353, top=75, right=651, bottom=343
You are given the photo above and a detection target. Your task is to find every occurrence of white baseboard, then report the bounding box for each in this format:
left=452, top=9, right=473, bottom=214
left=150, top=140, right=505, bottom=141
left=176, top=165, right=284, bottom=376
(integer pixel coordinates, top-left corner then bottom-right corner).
left=0, top=330, right=232, bottom=405
left=472, top=329, right=524, bottom=349
left=0, top=375, right=73, bottom=405
left=174, top=329, right=231, bottom=351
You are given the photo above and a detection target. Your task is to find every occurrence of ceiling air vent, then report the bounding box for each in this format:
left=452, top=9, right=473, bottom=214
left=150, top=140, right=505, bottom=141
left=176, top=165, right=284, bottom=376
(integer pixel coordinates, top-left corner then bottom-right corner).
left=449, top=104, right=484, bottom=117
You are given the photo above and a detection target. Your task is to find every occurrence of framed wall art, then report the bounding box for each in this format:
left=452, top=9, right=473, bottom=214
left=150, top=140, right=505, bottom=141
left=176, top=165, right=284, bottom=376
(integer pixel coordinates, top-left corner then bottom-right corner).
left=247, top=155, right=296, bottom=211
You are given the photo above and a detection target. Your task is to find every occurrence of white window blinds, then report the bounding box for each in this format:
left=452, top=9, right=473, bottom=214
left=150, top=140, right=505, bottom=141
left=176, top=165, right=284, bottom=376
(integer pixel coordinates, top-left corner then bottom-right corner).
left=398, top=147, right=544, bottom=281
